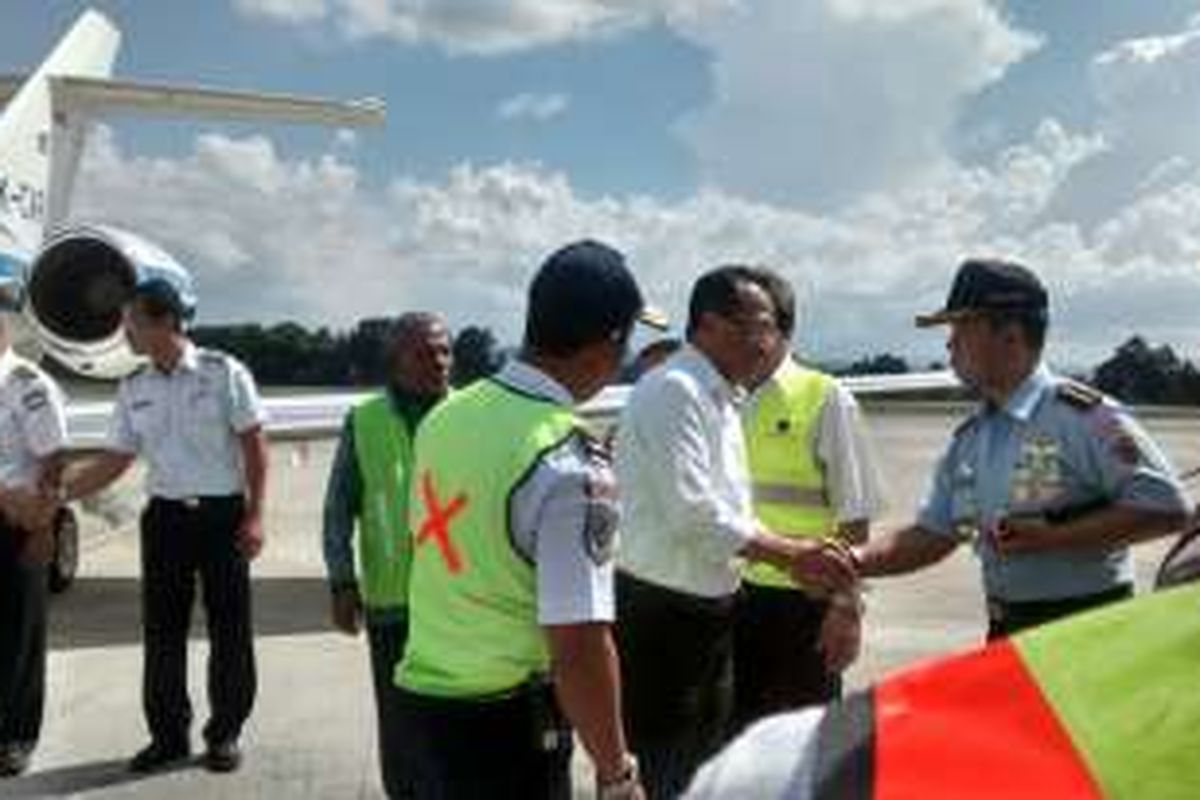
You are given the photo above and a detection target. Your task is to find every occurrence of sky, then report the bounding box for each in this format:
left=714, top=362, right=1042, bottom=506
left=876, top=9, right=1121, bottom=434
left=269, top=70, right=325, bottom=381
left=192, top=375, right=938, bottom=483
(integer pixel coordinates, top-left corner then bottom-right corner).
left=3, top=0, right=1200, bottom=368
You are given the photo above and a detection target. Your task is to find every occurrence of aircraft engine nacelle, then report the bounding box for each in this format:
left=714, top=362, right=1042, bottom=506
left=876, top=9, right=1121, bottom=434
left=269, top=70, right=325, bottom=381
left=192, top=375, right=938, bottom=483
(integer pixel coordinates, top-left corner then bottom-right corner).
left=25, top=224, right=193, bottom=380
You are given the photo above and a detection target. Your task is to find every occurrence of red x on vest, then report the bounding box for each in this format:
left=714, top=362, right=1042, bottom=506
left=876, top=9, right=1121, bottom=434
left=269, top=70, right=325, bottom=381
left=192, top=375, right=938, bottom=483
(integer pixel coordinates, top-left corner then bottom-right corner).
left=417, top=470, right=469, bottom=574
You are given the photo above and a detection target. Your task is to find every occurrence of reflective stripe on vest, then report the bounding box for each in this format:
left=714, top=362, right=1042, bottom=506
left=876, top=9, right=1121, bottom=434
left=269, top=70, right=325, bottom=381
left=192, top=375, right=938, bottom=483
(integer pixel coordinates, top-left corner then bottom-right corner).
left=396, top=378, right=578, bottom=698
left=351, top=394, right=413, bottom=610
left=743, top=359, right=837, bottom=588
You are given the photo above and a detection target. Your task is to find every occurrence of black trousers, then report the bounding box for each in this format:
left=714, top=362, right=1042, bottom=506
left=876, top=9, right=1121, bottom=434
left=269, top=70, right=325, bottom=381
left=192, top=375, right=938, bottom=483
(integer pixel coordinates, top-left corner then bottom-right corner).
left=732, top=584, right=839, bottom=735
left=615, top=572, right=735, bottom=800
left=986, top=584, right=1133, bottom=641
left=140, top=496, right=256, bottom=748
left=0, top=525, right=47, bottom=750
left=367, top=617, right=413, bottom=799
left=398, top=679, right=572, bottom=799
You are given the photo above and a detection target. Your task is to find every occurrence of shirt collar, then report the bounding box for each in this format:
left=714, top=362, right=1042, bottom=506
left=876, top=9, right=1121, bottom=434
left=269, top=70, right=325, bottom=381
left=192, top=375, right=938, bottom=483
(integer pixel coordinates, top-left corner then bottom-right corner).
left=493, top=359, right=574, bottom=406
left=678, top=344, right=741, bottom=405
left=999, top=362, right=1053, bottom=422
left=749, top=353, right=798, bottom=400
left=152, top=340, right=199, bottom=375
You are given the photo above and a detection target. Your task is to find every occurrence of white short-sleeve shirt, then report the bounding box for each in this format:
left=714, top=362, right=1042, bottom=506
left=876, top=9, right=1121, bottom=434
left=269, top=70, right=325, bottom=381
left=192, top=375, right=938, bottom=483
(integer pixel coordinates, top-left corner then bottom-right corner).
left=500, top=361, right=618, bottom=626
left=0, top=348, right=67, bottom=489
left=109, top=342, right=266, bottom=498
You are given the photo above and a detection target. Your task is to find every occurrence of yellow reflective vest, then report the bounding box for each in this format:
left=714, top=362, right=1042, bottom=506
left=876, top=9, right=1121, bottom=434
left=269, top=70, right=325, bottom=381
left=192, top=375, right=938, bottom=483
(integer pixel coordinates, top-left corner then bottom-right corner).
left=742, top=357, right=837, bottom=588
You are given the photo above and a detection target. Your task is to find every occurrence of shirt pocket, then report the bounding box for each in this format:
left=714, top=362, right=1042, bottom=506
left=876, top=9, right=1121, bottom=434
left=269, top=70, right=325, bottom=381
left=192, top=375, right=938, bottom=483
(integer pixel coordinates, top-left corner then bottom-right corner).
left=185, top=388, right=228, bottom=444
left=128, top=398, right=167, bottom=443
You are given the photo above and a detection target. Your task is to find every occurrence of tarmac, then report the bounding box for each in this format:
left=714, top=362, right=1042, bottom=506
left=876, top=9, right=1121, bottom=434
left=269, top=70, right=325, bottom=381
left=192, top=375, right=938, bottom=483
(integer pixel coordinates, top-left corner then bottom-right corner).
left=3, top=407, right=1194, bottom=798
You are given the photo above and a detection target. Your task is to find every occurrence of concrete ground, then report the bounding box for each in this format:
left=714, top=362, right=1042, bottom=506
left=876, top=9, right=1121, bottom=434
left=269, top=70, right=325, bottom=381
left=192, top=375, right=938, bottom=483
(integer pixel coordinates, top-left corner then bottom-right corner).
left=4, top=408, right=1195, bottom=798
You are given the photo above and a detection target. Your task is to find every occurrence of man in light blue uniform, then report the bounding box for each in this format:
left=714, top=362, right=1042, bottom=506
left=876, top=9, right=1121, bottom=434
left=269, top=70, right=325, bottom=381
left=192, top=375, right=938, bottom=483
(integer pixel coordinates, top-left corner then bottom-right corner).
left=858, top=258, right=1190, bottom=639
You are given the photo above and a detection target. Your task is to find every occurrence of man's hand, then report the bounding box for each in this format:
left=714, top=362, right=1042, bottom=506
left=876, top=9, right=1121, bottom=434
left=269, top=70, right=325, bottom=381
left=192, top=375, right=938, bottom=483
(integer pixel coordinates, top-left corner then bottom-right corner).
left=330, top=586, right=363, bottom=636
left=818, top=592, right=863, bottom=673
left=237, top=510, right=265, bottom=560
left=992, top=516, right=1063, bottom=555
left=787, top=538, right=858, bottom=594
left=1, top=485, right=59, bottom=565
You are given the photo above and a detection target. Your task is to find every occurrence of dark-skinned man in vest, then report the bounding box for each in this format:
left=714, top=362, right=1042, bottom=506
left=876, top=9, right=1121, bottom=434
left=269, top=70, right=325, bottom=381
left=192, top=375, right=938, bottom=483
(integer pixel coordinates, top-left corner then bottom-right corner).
left=322, top=312, right=451, bottom=798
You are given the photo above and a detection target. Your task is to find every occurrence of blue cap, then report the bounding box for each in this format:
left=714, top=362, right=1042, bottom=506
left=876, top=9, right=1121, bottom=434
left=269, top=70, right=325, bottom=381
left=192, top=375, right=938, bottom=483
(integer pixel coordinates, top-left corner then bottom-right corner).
left=133, top=274, right=196, bottom=321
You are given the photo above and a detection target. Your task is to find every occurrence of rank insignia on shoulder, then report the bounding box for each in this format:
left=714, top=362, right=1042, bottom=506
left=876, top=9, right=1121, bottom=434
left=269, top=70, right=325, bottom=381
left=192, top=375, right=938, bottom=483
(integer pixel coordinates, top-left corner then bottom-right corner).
left=576, top=428, right=613, bottom=464
left=21, top=388, right=47, bottom=411
left=11, top=365, right=38, bottom=383
left=1056, top=380, right=1103, bottom=410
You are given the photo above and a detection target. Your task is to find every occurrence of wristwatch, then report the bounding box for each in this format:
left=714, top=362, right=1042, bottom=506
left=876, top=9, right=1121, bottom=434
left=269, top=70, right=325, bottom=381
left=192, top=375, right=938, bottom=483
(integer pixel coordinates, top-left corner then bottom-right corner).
left=597, top=753, right=640, bottom=800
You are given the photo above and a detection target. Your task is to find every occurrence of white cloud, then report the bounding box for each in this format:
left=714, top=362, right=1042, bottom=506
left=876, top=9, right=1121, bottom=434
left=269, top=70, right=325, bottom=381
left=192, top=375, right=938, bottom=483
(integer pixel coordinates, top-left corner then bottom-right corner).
left=234, top=0, right=328, bottom=24
left=1038, top=15, right=1200, bottom=228
left=70, top=10, right=1200, bottom=368
left=232, top=0, right=734, bottom=55
left=496, top=92, right=570, bottom=122
left=672, top=0, right=1041, bottom=211
left=69, top=114, right=1200, bottom=368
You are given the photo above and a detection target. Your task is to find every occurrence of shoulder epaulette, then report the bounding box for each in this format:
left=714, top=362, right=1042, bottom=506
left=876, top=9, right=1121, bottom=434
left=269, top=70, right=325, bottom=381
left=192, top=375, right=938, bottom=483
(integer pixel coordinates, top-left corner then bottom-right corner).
left=1056, top=380, right=1104, bottom=411
left=10, top=364, right=39, bottom=383
left=129, top=363, right=150, bottom=378
left=198, top=350, right=226, bottom=365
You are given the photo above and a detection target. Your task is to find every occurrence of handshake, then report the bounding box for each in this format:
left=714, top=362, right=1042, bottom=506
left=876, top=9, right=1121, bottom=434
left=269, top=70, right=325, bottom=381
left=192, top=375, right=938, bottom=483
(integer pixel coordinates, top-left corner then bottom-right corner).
left=0, top=483, right=61, bottom=565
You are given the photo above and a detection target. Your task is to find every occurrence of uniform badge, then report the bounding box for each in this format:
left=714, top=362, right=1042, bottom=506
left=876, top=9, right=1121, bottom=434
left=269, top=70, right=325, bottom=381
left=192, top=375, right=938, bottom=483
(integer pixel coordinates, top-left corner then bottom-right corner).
left=579, top=431, right=619, bottom=565
left=1011, top=434, right=1063, bottom=505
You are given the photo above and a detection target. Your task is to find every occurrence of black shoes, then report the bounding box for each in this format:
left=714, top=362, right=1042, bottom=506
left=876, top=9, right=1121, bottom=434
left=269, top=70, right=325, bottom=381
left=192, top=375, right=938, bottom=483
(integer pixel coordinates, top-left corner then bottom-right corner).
left=128, top=740, right=191, bottom=773
left=203, top=740, right=242, bottom=773
left=0, top=744, right=32, bottom=777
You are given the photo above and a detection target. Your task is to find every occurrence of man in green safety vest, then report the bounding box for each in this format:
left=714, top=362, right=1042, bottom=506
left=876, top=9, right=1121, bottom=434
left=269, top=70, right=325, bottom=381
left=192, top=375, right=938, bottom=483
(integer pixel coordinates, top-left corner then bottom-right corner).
left=734, top=268, right=884, bottom=732
left=396, top=240, right=664, bottom=799
left=321, top=312, right=451, bottom=799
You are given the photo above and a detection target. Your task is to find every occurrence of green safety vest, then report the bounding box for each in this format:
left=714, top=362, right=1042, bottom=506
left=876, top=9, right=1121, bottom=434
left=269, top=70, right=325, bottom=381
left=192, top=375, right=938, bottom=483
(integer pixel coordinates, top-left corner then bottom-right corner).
left=396, top=378, right=578, bottom=698
left=351, top=394, right=414, bottom=611
left=742, top=358, right=837, bottom=588
left=806, top=582, right=1200, bottom=799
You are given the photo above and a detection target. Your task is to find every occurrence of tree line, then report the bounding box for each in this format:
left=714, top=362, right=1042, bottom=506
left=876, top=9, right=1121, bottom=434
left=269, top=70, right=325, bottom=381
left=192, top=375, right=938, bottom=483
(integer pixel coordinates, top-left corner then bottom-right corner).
left=192, top=321, right=1200, bottom=405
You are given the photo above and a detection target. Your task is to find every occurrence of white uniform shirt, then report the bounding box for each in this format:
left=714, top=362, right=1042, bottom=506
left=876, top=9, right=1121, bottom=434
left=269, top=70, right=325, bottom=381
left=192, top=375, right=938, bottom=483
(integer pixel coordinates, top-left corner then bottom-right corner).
left=744, top=357, right=886, bottom=524
left=109, top=342, right=265, bottom=499
left=500, top=361, right=618, bottom=625
left=0, top=348, right=67, bottom=489
left=615, top=344, right=756, bottom=598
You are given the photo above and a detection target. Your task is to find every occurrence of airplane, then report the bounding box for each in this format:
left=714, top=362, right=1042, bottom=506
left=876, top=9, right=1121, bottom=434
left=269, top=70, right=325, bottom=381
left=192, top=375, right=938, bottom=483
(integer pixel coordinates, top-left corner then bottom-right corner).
left=0, top=7, right=388, bottom=590
left=2, top=9, right=957, bottom=592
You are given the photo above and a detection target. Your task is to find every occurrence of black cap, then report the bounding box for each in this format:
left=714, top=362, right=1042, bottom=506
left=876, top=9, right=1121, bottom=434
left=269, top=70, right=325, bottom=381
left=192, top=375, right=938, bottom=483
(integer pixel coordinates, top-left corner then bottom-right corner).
left=525, top=240, right=667, bottom=356
left=916, top=258, right=1047, bottom=328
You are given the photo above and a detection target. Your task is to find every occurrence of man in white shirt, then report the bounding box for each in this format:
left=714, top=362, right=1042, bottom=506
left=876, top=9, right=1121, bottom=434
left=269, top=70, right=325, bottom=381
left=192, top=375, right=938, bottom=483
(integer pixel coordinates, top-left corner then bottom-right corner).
left=66, top=277, right=268, bottom=775
left=0, top=310, right=66, bottom=778
left=615, top=265, right=857, bottom=799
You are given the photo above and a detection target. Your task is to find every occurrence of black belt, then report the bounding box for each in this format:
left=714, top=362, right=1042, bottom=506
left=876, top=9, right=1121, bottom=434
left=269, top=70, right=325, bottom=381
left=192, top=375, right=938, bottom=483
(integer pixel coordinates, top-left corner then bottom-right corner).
left=151, top=495, right=241, bottom=510
left=987, top=583, right=1133, bottom=623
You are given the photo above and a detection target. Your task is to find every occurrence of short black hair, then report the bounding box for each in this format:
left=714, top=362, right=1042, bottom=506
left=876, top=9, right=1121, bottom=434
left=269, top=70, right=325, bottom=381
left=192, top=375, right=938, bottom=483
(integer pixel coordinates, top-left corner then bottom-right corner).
left=750, top=268, right=795, bottom=338
left=523, top=240, right=644, bottom=357
left=686, top=265, right=767, bottom=338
